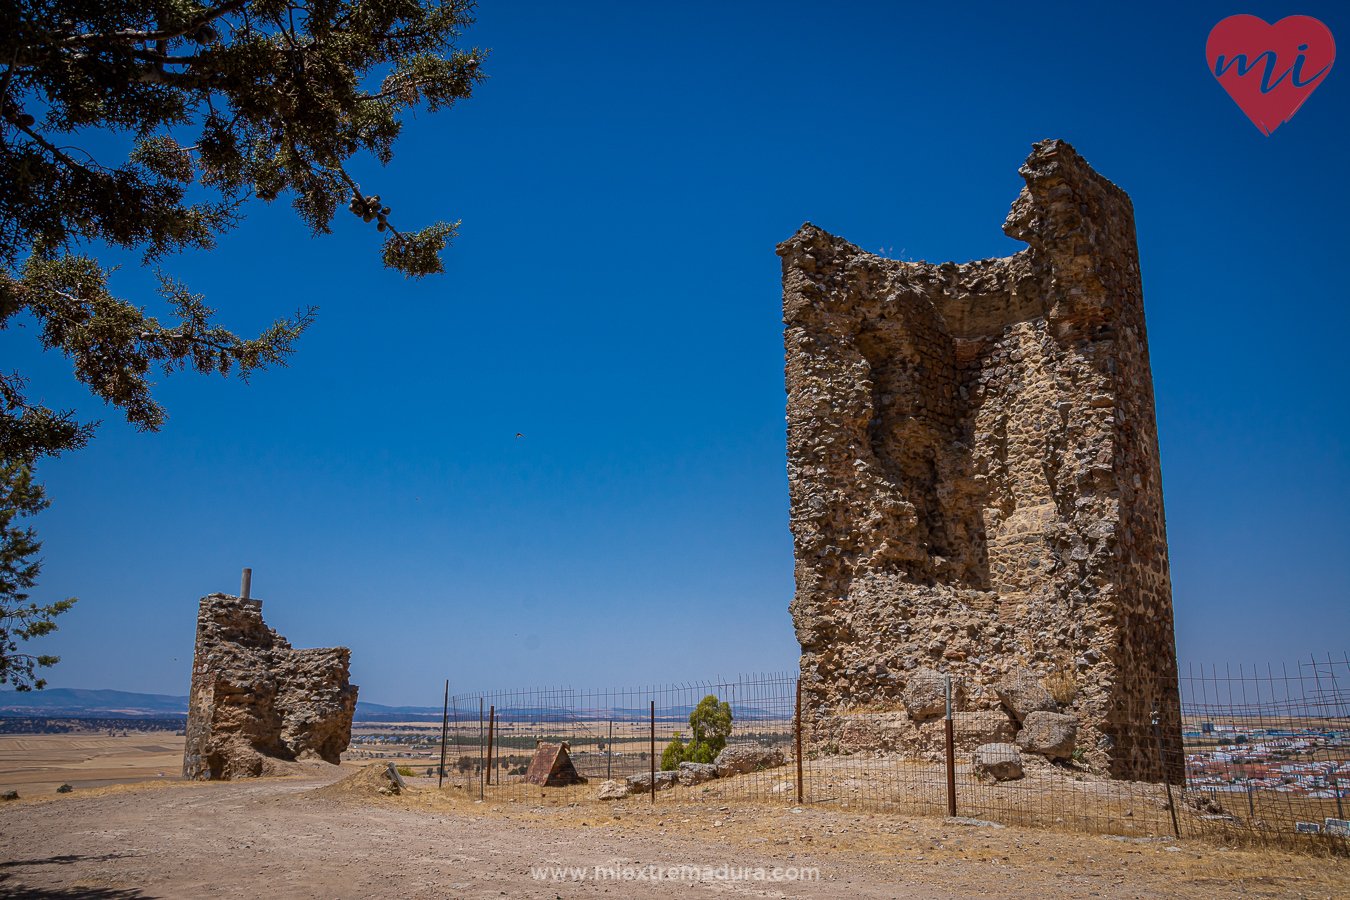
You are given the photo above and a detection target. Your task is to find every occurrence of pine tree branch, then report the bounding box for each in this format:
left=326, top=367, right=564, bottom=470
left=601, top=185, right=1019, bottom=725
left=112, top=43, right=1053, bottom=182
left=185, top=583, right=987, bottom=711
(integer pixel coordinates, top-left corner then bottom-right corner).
left=56, top=1, right=250, bottom=48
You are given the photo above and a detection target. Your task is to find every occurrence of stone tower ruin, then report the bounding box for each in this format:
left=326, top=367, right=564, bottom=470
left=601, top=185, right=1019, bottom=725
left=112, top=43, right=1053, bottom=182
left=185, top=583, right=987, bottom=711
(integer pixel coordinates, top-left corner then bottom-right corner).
left=183, top=592, right=358, bottom=780
left=779, top=139, right=1180, bottom=781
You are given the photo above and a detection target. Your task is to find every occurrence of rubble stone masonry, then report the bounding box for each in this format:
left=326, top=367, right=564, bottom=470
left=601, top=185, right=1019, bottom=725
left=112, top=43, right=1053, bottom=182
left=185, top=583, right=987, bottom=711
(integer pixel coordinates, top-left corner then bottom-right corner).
left=778, top=139, right=1181, bottom=781
left=183, top=593, right=358, bottom=780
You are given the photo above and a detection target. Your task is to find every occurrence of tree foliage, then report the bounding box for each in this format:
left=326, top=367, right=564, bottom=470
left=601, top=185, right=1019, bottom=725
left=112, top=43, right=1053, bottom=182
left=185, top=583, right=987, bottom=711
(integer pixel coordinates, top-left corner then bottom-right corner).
left=688, top=694, right=732, bottom=759
left=659, top=695, right=733, bottom=770
left=1, top=0, right=487, bottom=460
left=0, top=1, right=485, bottom=685
left=659, top=731, right=684, bottom=772
left=0, top=462, right=75, bottom=691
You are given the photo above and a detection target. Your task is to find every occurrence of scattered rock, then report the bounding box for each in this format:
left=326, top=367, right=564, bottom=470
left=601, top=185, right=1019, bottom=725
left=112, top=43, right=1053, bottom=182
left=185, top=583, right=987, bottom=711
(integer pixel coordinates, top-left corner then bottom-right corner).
left=1015, top=711, right=1078, bottom=759
left=595, top=779, right=628, bottom=801
left=626, top=770, right=678, bottom=792
left=944, top=816, right=1005, bottom=828
left=1, top=790, right=16, bottom=801
left=713, top=745, right=785, bottom=778
left=678, top=762, right=717, bottom=786
left=994, top=668, right=1058, bottom=723
left=972, top=743, right=1024, bottom=780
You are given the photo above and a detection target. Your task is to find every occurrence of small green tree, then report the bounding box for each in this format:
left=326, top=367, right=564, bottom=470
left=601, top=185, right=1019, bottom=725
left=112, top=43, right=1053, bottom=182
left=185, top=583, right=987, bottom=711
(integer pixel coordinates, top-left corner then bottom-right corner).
left=658, top=696, right=735, bottom=768
left=659, top=732, right=685, bottom=772
left=0, top=462, right=75, bottom=690
left=687, top=695, right=732, bottom=761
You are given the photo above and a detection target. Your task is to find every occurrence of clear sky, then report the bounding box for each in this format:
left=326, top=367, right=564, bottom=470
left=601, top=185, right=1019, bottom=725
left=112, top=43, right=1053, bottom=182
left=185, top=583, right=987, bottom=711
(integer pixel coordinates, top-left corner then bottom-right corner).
left=6, top=1, right=1347, bottom=705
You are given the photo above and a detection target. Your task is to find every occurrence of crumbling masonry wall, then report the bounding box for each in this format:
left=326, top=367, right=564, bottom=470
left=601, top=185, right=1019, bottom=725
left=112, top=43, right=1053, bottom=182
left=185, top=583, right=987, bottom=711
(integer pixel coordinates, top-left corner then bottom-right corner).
left=183, top=593, right=358, bottom=780
left=779, top=139, right=1181, bottom=781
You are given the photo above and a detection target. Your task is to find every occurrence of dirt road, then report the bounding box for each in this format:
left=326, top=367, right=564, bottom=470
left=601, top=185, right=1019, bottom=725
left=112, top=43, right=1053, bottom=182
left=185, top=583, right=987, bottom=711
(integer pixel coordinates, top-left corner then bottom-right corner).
left=0, top=771, right=1344, bottom=900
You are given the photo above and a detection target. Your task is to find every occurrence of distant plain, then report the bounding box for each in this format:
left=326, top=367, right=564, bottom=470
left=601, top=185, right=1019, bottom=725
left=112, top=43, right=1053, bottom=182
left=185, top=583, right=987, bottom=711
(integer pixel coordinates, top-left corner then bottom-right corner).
left=0, top=732, right=186, bottom=797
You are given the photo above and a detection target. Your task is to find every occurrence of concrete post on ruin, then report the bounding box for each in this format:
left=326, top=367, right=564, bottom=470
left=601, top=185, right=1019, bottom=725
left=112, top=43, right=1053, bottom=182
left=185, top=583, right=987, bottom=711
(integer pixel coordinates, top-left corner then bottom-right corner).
left=778, top=139, right=1182, bottom=782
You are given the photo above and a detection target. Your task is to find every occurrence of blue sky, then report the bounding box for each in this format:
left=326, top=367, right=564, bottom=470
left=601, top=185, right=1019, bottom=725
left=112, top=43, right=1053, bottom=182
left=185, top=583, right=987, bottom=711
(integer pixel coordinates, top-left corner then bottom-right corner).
left=6, top=1, right=1347, bottom=705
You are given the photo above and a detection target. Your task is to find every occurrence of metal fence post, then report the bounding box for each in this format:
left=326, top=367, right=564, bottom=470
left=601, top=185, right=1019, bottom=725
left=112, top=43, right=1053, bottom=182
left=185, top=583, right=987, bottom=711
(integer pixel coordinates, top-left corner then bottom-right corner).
left=438, top=679, right=449, bottom=788
left=1152, top=701, right=1180, bottom=838
left=478, top=699, right=484, bottom=800
left=486, top=705, right=496, bottom=785
left=795, top=678, right=804, bottom=805
left=944, top=675, right=956, bottom=817
left=607, top=720, right=612, bottom=781
left=650, top=700, right=656, bottom=804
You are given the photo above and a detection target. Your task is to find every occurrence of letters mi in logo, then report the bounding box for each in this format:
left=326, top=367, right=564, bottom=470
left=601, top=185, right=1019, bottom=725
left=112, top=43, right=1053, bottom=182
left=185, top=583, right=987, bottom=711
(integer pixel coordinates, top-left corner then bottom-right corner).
left=1206, top=15, right=1335, bottom=135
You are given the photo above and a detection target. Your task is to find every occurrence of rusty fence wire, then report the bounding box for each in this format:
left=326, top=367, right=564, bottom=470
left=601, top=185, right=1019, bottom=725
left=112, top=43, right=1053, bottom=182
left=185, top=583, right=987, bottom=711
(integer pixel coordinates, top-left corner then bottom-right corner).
left=423, top=656, right=1347, bottom=852
left=1174, top=655, right=1349, bottom=849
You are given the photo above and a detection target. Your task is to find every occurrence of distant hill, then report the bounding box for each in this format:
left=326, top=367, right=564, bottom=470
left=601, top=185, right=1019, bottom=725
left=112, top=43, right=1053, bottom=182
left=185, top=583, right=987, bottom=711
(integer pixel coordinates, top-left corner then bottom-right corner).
left=0, top=689, right=444, bottom=722
left=352, top=702, right=445, bottom=723
left=0, top=688, right=189, bottom=717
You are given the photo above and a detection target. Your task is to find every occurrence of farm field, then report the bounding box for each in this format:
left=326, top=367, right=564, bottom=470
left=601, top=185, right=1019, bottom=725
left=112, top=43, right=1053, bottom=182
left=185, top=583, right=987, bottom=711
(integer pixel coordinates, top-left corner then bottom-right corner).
left=0, top=732, right=188, bottom=798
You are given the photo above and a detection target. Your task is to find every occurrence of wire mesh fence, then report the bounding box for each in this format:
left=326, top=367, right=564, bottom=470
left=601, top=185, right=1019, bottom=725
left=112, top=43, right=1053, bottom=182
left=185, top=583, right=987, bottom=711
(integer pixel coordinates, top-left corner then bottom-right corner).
left=424, top=655, right=1347, bottom=852
left=1176, top=656, right=1349, bottom=849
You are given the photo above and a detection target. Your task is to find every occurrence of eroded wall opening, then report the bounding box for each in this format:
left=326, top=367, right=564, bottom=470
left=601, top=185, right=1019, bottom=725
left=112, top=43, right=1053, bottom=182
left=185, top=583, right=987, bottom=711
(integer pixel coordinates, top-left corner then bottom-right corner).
left=778, top=139, right=1180, bottom=781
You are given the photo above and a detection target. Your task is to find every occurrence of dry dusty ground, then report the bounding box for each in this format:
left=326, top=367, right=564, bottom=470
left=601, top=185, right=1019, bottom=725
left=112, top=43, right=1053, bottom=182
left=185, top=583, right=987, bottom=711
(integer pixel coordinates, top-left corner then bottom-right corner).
left=0, top=734, right=185, bottom=797
left=0, top=768, right=1346, bottom=900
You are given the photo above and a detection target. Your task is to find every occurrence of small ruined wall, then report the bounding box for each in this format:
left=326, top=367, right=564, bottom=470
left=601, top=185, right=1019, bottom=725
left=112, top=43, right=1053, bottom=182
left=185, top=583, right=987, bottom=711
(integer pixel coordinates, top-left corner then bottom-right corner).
left=183, top=593, right=358, bottom=780
left=779, top=139, right=1181, bottom=781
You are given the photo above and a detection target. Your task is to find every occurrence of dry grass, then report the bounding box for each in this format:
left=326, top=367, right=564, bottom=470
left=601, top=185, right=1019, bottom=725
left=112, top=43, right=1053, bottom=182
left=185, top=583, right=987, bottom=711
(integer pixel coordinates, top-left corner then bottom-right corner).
left=427, top=756, right=1348, bottom=858
left=1043, top=667, right=1078, bottom=706
left=376, top=775, right=1350, bottom=896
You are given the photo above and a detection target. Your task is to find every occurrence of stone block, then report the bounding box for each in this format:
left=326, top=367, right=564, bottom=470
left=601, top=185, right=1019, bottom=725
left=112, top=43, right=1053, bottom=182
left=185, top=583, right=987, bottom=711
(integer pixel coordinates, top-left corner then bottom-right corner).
left=713, top=745, right=785, bottom=778
left=678, top=762, right=717, bottom=786
left=973, top=743, right=1023, bottom=780
left=1015, top=711, right=1078, bottom=759
left=626, top=770, right=678, bottom=792
left=995, top=668, right=1058, bottom=723
left=596, top=779, right=628, bottom=800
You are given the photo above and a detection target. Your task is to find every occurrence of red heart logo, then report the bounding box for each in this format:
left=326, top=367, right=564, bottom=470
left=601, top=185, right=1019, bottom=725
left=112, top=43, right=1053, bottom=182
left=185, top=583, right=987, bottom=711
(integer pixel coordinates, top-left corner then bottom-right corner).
left=1206, top=15, right=1336, bottom=135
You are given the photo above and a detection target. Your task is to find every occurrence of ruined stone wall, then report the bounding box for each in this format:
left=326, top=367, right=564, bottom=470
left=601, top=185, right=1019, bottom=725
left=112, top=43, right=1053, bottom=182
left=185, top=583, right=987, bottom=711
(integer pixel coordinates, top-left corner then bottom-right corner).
left=183, top=593, right=358, bottom=780
left=779, top=139, right=1181, bottom=781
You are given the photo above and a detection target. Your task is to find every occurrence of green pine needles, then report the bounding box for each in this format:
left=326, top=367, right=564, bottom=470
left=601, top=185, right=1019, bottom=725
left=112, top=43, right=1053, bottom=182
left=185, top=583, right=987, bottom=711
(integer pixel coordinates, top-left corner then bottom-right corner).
left=0, top=462, right=75, bottom=691
left=1, top=0, right=487, bottom=460
left=0, top=1, right=488, bottom=683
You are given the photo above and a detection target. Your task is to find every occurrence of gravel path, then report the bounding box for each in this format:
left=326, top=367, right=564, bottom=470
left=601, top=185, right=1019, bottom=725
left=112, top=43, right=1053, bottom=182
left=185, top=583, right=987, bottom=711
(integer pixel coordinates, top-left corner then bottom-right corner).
left=0, top=773, right=1344, bottom=899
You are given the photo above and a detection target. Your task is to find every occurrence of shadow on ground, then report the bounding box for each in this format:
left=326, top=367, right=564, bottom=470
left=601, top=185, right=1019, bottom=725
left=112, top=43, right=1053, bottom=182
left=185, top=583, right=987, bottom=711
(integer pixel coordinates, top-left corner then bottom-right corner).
left=0, top=856, right=152, bottom=899
left=0, top=885, right=150, bottom=900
